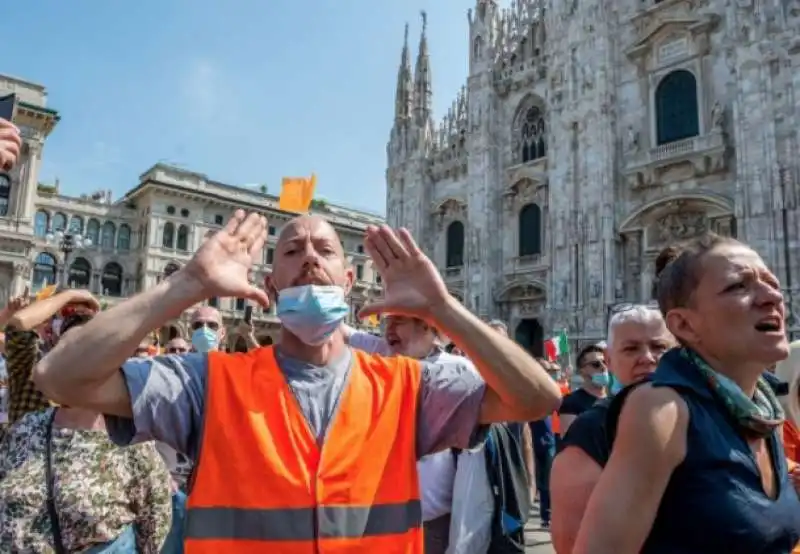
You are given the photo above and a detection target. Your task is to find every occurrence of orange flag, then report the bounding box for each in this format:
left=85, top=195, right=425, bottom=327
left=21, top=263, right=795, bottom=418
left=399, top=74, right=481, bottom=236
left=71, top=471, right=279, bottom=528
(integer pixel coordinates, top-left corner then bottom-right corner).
left=279, top=174, right=316, bottom=213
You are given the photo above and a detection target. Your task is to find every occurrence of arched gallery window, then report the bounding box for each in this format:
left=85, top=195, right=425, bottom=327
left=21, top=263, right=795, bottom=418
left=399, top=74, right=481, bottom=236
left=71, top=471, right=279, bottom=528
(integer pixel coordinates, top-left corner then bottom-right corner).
left=68, top=216, right=84, bottom=235
left=101, top=262, right=123, bottom=296
left=117, top=224, right=131, bottom=250
left=518, top=203, right=542, bottom=257
left=34, top=211, right=49, bottom=238
left=33, top=252, right=57, bottom=290
left=86, top=219, right=100, bottom=245
left=176, top=225, right=189, bottom=251
left=446, top=221, right=465, bottom=267
left=655, top=69, right=699, bottom=145
left=68, top=257, right=92, bottom=289
left=101, top=222, right=116, bottom=249
left=163, top=222, right=175, bottom=248
left=52, top=212, right=67, bottom=232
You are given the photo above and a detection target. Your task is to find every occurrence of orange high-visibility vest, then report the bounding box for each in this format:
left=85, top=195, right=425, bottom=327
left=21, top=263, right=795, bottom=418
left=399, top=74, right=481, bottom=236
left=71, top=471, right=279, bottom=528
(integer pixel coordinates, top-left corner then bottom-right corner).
left=551, top=382, right=571, bottom=435
left=184, top=347, right=424, bottom=553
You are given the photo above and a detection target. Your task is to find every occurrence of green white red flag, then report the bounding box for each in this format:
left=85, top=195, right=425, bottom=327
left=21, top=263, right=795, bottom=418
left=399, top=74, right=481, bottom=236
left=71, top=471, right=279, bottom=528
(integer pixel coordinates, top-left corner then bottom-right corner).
left=544, top=329, right=569, bottom=361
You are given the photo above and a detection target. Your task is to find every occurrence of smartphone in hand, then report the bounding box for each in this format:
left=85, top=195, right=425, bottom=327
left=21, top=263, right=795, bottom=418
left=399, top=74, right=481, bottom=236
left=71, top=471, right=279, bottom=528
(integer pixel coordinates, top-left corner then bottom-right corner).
left=244, top=305, right=253, bottom=324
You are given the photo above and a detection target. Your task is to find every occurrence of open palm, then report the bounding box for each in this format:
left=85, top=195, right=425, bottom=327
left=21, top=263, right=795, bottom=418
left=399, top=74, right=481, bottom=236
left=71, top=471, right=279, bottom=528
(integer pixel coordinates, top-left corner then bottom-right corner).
left=183, top=210, right=270, bottom=307
left=359, top=225, right=450, bottom=319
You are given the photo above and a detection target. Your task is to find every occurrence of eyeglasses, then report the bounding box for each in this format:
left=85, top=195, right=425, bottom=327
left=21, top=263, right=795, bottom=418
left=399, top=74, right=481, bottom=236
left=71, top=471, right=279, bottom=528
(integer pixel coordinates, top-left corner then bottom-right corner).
left=192, top=321, right=220, bottom=331
left=167, top=347, right=188, bottom=354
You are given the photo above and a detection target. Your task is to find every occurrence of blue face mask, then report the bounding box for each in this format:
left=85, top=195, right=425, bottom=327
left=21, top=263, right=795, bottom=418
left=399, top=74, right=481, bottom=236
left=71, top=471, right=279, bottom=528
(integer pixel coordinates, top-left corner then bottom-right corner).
left=590, top=371, right=610, bottom=388
left=191, top=327, right=219, bottom=353
left=610, top=379, right=625, bottom=395
left=276, top=285, right=349, bottom=346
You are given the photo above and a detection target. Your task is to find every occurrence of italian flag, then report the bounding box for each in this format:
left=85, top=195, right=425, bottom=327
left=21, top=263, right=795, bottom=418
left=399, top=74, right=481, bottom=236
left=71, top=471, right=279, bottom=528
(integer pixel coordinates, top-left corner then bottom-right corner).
left=544, top=329, right=569, bottom=362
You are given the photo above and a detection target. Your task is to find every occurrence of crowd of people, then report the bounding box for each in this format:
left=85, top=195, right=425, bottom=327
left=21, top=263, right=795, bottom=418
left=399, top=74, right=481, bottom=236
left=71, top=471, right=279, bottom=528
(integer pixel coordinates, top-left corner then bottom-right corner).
left=2, top=111, right=800, bottom=554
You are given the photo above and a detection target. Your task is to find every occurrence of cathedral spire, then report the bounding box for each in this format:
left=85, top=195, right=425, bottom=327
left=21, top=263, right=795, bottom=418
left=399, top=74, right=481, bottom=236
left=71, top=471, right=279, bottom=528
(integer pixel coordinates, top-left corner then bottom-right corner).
left=413, top=10, right=432, bottom=123
left=394, top=22, right=413, bottom=124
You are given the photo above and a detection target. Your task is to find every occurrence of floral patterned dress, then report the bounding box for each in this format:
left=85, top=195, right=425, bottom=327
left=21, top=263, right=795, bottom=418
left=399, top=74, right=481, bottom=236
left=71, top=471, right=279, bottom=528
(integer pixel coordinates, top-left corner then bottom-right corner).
left=0, top=408, right=172, bottom=553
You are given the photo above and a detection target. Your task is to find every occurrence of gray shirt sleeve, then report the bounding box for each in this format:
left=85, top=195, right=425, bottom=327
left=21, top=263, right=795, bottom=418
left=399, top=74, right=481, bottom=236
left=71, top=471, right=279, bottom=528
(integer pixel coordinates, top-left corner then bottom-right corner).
left=347, top=330, right=393, bottom=356
left=416, top=357, right=486, bottom=457
left=104, top=353, right=208, bottom=461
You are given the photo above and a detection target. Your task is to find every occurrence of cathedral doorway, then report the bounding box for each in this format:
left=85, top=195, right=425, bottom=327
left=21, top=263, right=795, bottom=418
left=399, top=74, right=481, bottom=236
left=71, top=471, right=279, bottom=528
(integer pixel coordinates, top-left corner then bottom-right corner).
left=159, top=325, right=181, bottom=345
left=515, top=318, right=543, bottom=358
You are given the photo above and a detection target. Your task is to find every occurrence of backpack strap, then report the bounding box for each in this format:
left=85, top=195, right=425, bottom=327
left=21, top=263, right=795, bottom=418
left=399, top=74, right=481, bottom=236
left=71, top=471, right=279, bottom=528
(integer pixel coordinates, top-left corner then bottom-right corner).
left=605, top=375, right=653, bottom=449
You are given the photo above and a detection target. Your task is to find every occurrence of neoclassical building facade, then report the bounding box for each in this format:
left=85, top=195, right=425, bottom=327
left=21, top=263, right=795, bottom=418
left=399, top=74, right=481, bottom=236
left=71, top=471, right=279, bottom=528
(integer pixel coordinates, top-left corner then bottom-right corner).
left=1, top=74, right=384, bottom=350
left=387, top=0, right=800, bottom=355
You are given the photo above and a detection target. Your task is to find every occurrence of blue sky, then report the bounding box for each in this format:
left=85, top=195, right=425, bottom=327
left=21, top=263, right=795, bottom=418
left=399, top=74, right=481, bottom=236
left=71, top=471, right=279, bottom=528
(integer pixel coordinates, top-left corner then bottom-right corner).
left=3, top=0, right=484, bottom=215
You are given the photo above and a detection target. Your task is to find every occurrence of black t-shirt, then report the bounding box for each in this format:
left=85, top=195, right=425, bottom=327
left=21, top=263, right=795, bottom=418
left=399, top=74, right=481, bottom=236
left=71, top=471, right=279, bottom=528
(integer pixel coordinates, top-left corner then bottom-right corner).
left=558, top=388, right=602, bottom=417
left=558, top=398, right=612, bottom=466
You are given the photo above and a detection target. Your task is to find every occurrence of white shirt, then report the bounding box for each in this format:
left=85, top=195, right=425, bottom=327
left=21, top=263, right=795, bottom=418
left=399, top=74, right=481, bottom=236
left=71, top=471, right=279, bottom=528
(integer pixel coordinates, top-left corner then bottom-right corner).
left=346, top=327, right=476, bottom=521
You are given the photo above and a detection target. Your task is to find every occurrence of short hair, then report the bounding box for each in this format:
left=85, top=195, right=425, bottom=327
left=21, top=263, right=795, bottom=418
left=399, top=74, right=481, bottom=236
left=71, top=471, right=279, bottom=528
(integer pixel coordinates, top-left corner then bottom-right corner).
left=488, top=319, right=507, bottom=333
left=607, top=305, right=665, bottom=348
left=654, top=232, right=740, bottom=316
left=576, top=344, right=605, bottom=368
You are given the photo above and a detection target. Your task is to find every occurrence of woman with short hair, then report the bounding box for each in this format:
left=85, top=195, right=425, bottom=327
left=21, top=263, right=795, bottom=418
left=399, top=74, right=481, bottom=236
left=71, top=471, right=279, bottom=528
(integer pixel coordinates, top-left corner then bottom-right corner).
left=550, top=302, right=674, bottom=553
left=573, top=233, right=800, bottom=554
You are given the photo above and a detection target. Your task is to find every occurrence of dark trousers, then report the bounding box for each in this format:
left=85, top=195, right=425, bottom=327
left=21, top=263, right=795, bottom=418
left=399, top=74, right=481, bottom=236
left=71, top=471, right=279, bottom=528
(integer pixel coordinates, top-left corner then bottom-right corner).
left=160, top=490, right=187, bottom=553
left=530, top=424, right=556, bottom=524
left=423, top=513, right=451, bottom=554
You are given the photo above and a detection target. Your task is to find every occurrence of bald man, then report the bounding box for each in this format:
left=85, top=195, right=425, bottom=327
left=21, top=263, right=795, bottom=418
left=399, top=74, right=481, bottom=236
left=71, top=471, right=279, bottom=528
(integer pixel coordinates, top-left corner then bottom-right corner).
left=34, top=211, right=560, bottom=551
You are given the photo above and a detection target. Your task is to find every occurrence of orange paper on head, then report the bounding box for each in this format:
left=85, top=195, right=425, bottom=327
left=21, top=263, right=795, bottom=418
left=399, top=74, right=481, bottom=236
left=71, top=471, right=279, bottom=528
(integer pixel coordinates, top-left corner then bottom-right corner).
left=279, top=174, right=316, bottom=213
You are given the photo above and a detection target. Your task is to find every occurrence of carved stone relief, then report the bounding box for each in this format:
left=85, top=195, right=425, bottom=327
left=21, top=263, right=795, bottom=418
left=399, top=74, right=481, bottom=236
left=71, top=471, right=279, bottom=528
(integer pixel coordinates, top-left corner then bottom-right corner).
left=653, top=211, right=707, bottom=245
left=625, top=125, right=640, bottom=153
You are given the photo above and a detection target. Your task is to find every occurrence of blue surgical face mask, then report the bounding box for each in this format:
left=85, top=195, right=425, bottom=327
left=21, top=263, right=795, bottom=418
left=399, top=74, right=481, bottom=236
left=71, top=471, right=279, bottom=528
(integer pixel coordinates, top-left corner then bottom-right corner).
left=276, top=285, right=349, bottom=346
left=191, top=327, right=219, bottom=353
left=590, top=371, right=610, bottom=388
left=610, top=379, right=625, bottom=395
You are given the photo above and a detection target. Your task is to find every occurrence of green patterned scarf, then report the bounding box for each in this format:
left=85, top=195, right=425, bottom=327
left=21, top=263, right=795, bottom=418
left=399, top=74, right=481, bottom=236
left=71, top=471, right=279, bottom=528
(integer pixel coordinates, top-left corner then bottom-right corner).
left=682, top=348, right=784, bottom=438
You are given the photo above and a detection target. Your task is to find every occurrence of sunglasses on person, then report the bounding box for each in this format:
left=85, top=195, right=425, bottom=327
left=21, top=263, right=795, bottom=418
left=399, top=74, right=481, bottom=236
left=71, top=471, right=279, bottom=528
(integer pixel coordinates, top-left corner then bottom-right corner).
left=166, top=346, right=189, bottom=354
left=582, top=360, right=607, bottom=370
left=192, top=321, right=220, bottom=331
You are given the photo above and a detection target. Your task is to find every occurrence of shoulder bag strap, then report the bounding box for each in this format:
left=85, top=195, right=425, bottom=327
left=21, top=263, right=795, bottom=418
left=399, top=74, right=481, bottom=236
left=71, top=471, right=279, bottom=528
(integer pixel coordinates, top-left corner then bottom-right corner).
left=44, top=409, right=67, bottom=554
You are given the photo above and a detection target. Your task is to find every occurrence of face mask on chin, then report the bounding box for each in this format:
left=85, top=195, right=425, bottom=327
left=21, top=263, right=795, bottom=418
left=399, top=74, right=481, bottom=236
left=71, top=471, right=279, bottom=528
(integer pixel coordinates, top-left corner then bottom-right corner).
left=276, top=285, right=350, bottom=346
left=191, top=327, right=219, bottom=353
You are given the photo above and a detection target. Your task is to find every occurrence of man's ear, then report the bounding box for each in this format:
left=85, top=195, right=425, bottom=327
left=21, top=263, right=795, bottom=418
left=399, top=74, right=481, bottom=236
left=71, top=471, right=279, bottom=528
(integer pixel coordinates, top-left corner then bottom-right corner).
left=343, top=266, right=355, bottom=296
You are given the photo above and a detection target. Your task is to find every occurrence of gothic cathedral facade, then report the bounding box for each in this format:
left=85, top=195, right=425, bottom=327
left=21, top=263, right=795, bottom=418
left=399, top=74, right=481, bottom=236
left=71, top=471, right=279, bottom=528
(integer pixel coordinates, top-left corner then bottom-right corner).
left=386, top=0, right=800, bottom=355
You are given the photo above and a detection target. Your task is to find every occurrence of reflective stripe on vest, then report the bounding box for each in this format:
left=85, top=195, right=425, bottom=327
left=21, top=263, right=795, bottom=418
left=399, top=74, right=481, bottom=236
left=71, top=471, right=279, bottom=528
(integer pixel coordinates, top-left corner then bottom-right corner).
left=185, top=347, right=424, bottom=553
left=186, top=500, right=422, bottom=541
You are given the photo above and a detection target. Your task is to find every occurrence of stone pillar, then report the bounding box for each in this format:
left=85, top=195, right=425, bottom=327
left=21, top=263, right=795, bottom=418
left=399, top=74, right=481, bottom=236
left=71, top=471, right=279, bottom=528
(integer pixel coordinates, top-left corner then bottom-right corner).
left=12, top=262, right=31, bottom=297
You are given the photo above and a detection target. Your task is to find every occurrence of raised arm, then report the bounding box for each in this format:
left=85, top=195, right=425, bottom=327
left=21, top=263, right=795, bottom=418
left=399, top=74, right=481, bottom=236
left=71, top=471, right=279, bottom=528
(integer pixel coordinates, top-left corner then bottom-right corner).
left=33, top=210, right=270, bottom=416
left=359, top=225, right=561, bottom=423
left=572, top=384, right=688, bottom=554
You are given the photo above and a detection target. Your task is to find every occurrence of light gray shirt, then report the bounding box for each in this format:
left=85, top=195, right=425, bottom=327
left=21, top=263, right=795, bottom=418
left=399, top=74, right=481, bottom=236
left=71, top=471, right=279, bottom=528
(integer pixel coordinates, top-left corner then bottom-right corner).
left=106, top=346, right=486, bottom=461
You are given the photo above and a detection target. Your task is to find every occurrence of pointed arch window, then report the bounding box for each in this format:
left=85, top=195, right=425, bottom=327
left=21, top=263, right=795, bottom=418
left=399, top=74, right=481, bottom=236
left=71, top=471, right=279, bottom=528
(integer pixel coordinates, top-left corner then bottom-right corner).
left=34, top=211, right=49, bottom=238
left=163, top=222, right=175, bottom=248
left=33, top=252, right=57, bottom=291
left=86, top=219, right=100, bottom=245
left=176, top=225, right=189, bottom=251
left=101, top=222, right=116, bottom=249
left=101, top=262, right=123, bottom=297
left=518, top=203, right=542, bottom=256
left=519, top=106, right=546, bottom=163
left=117, top=224, right=131, bottom=250
left=446, top=221, right=465, bottom=267
left=655, top=69, right=699, bottom=145
left=68, top=257, right=92, bottom=288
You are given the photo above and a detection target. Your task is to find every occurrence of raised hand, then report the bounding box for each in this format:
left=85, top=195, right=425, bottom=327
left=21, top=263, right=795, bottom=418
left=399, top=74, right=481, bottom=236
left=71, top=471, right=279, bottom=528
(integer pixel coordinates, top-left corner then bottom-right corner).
left=0, top=119, right=21, bottom=171
left=182, top=209, right=270, bottom=307
left=358, top=225, right=451, bottom=320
